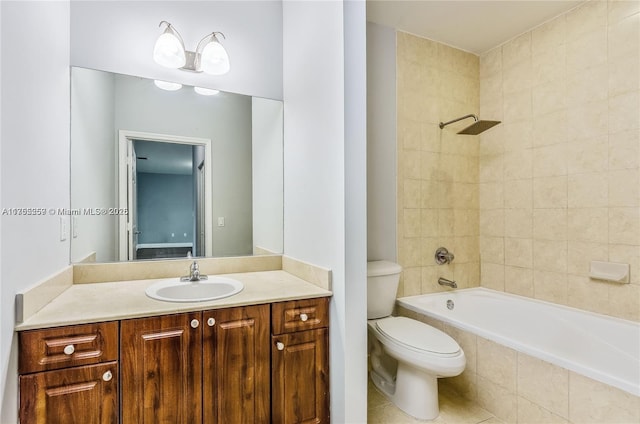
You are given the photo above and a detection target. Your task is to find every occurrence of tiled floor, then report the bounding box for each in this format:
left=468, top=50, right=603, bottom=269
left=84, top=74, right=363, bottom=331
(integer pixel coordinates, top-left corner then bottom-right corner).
left=367, top=379, right=504, bottom=424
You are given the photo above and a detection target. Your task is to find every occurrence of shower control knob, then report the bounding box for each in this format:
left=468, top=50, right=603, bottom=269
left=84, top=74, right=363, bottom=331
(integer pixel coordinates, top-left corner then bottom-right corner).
left=299, top=313, right=308, bottom=322
left=63, top=345, right=75, bottom=355
left=190, top=319, right=199, bottom=329
left=276, top=342, right=285, bottom=351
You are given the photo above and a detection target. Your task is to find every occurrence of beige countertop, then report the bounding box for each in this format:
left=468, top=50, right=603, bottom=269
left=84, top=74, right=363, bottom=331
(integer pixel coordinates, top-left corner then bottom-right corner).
left=16, top=270, right=332, bottom=331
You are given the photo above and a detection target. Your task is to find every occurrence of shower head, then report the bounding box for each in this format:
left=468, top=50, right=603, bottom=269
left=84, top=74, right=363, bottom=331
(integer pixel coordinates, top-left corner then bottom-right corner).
left=439, top=114, right=501, bottom=135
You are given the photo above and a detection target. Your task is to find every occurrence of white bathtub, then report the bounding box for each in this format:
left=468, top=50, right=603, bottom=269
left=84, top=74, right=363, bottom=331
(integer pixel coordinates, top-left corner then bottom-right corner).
left=398, top=288, right=640, bottom=397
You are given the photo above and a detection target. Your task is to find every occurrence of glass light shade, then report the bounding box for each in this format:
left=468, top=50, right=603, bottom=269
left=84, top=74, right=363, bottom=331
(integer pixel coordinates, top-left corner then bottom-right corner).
left=194, top=87, right=220, bottom=96
left=153, top=80, right=182, bottom=91
left=200, top=38, right=230, bottom=75
left=153, top=32, right=186, bottom=69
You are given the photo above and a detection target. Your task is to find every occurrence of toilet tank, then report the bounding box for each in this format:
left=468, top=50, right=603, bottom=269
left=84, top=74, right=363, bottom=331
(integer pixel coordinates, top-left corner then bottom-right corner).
left=367, top=261, right=402, bottom=319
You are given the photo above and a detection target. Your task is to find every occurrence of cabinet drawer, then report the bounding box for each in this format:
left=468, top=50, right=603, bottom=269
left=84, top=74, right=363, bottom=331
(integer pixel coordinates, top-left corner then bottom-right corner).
left=272, top=297, right=329, bottom=335
left=19, top=322, right=119, bottom=374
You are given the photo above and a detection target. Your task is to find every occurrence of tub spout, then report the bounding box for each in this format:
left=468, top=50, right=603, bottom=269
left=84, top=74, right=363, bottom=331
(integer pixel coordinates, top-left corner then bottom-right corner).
left=438, top=277, right=457, bottom=288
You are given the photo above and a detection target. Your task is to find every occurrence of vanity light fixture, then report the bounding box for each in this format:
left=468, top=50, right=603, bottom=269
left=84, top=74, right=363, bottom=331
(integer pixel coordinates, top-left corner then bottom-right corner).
left=153, top=80, right=183, bottom=91
left=153, top=21, right=230, bottom=76
left=194, top=87, right=220, bottom=96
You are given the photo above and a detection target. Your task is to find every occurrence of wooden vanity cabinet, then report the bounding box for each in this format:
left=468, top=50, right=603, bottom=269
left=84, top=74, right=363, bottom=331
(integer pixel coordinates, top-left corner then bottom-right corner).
left=120, top=312, right=202, bottom=423
left=271, top=298, right=330, bottom=424
left=18, top=322, right=119, bottom=424
left=120, top=305, right=270, bottom=424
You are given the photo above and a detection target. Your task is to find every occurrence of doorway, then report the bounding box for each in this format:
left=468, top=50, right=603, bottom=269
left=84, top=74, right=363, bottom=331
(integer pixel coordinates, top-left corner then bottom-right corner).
left=118, top=130, right=213, bottom=260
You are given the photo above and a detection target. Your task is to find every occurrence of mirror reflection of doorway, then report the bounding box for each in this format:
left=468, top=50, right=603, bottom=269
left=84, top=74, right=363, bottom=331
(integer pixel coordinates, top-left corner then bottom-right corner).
left=118, top=130, right=213, bottom=261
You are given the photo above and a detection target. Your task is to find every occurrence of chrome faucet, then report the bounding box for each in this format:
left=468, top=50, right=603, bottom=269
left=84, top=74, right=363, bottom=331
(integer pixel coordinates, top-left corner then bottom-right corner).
left=438, top=277, right=457, bottom=288
left=435, top=247, right=455, bottom=265
left=181, top=259, right=208, bottom=282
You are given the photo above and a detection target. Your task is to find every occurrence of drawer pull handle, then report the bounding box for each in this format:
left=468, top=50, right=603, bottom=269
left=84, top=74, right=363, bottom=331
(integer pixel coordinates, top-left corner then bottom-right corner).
left=102, top=371, right=113, bottom=382
left=63, top=344, right=75, bottom=355
left=300, top=313, right=309, bottom=322
left=276, top=342, right=285, bottom=351
left=207, top=318, right=216, bottom=327
left=191, top=319, right=200, bottom=329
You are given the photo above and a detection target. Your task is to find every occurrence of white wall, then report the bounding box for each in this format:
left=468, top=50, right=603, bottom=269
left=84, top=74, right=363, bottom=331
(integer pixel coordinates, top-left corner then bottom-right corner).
left=252, top=97, right=284, bottom=254
left=366, top=22, right=397, bottom=262
left=70, top=67, right=116, bottom=262
left=71, top=1, right=283, bottom=100
left=0, top=2, right=71, bottom=421
left=283, top=0, right=367, bottom=421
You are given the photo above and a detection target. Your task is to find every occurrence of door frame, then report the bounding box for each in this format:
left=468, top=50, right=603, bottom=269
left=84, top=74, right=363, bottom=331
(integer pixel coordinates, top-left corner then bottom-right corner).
left=118, top=130, right=213, bottom=261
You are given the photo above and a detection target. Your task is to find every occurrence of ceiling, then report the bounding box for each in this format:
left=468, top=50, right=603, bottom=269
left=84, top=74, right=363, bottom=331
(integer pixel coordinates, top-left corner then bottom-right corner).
left=367, top=0, right=585, bottom=55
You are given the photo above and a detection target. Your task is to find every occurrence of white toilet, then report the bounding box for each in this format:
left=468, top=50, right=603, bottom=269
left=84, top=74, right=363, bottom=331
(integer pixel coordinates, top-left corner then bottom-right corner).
left=367, top=260, right=465, bottom=420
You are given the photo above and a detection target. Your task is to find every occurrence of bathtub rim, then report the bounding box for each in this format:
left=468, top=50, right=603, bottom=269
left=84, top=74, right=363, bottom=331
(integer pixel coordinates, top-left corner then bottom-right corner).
left=397, top=287, right=640, bottom=397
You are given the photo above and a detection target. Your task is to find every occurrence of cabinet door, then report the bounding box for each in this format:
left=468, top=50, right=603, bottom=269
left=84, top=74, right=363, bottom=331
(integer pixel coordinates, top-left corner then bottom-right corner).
left=203, top=305, right=270, bottom=424
left=19, top=362, right=118, bottom=424
left=272, top=328, right=329, bottom=424
left=121, top=312, right=202, bottom=424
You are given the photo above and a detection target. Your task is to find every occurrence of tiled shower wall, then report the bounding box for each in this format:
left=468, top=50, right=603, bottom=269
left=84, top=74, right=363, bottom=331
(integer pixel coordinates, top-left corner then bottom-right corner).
left=395, top=1, right=640, bottom=321
left=478, top=0, right=640, bottom=321
left=396, top=32, right=481, bottom=297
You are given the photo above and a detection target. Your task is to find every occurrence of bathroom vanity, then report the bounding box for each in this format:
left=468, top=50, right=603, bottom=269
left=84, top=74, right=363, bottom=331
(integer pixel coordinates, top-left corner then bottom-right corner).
left=16, top=268, right=331, bottom=424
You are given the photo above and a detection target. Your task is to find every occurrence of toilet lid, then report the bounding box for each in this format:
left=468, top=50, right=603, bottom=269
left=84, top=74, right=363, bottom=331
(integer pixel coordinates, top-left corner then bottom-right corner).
left=376, top=317, right=460, bottom=355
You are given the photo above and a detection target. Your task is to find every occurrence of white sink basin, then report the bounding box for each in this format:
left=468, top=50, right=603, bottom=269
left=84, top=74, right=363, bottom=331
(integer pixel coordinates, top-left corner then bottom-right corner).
left=145, top=277, right=244, bottom=302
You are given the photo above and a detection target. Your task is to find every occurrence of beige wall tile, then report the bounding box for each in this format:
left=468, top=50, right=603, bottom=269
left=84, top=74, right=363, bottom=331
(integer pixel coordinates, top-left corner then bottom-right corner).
left=608, top=13, right=640, bottom=60
left=608, top=0, right=640, bottom=24
left=479, top=154, right=504, bottom=182
left=503, top=32, right=531, bottom=70
left=534, top=270, right=568, bottom=304
left=608, top=283, right=640, bottom=320
left=402, top=266, right=422, bottom=296
left=533, top=110, right=568, bottom=147
left=505, top=208, right=533, bottom=238
left=517, top=353, right=569, bottom=418
left=443, top=325, right=478, bottom=373
left=567, top=99, right=608, bottom=140
left=609, top=130, right=640, bottom=170
left=609, top=90, right=640, bottom=134
left=503, top=121, right=533, bottom=152
left=565, top=0, right=607, bottom=41
left=503, top=89, right=532, bottom=123
left=567, top=241, right=609, bottom=276
left=477, top=337, right=517, bottom=391
left=504, top=179, right=533, bottom=209
left=505, top=238, right=533, bottom=268
left=567, top=64, right=609, bottom=106
left=567, top=208, right=609, bottom=243
left=402, top=209, right=422, bottom=238
left=567, top=274, right=610, bottom=315
left=420, top=265, right=442, bottom=294
left=403, top=179, right=422, bottom=208
left=608, top=244, right=640, bottom=284
left=479, top=182, right=504, bottom=209
left=566, top=25, right=607, bottom=72
left=534, top=239, right=568, bottom=273
left=476, top=375, right=518, bottom=423
left=532, top=80, right=567, bottom=116
left=480, top=209, right=504, bottom=237
left=567, top=172, right=608, bottom=208
left=533, top=208, right=568, bottom=241
left=567, top=136, right=608, bottom=174
left=481, top=263, right=505, bottom=291
left=504, top=149, right=534, bottom=180
left=532, top=14, right=566, bottom=55
left=517, top=396, right=569, bottom=424
left=504, top=266, right=534, bottom=297
left=609, top=169, right=640, bottom=207
left=480, top=46, right=502, bottom=78
left=454, top=209, right=479, bottom=237
left=609, top=207, right=640, bottom=245
left=532, top=46, right=566, bottom=86
left=609, top=55, right=640, bottom=97
left=533, top=176, right=568, bottom=208
left=480, top=126, right=505, bottom=156
left=533, top=144, right=568, bottom=178
left=480, top=237, right=504, bottom=264
left=569, top=372, right=640, bottom=424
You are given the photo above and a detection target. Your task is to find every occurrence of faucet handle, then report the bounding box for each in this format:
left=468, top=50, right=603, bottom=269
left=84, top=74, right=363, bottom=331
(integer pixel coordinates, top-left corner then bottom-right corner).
left=435, top=247, right=455, bottom=265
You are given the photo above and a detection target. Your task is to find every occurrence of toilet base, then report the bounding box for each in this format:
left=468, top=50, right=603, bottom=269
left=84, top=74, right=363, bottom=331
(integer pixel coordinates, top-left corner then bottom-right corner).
left=371, top=361, right=440, bottom=421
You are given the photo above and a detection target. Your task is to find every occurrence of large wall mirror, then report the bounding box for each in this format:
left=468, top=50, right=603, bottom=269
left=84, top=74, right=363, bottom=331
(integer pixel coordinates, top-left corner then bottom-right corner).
left=70, top=67, right=283, bottom=263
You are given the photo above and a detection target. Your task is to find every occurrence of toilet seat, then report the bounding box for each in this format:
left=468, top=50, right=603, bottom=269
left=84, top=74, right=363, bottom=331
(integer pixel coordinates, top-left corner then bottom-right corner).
left=375, top=317, right=460, bottom=357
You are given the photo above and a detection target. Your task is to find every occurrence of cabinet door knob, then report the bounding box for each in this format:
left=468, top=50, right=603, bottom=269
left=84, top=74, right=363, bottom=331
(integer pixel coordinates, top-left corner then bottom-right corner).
left=102, top=370, right=113, bottom=382
left=276, top=342, right=285, bottom=351
left=300, top=313, right=308, bottom=322
left=190, top=319, right=200, bottom=329
left=63, top=344, right=75, bottom=355
left=207, top=317, right=216, bottom=327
